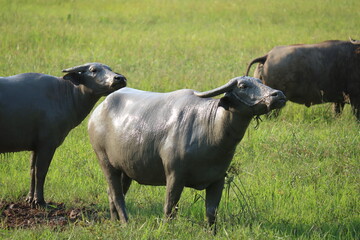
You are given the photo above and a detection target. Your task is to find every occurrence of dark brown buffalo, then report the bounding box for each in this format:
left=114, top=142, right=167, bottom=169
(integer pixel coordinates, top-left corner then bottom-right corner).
left=246, top=39, right=360, bottom=120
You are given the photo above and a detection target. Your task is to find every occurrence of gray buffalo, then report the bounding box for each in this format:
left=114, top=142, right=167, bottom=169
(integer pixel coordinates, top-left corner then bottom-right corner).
left=0, top=63, right=127, bottom=207
left=88, top=76, right=286, bottom=232
left=245, top=39, right=360, bottom=120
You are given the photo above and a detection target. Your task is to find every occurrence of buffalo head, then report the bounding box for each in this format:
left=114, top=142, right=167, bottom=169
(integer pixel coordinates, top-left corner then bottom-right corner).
left=62, top=62, right=127, bottom=96
left=195, top=76, right=286, bottom=116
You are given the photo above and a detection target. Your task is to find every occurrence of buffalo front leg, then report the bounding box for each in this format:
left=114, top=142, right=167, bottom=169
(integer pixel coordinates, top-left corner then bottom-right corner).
left=25, top=151, right=36, bottom=204
left=32, top=147, right=56, bottom=207
left=205, top=178, right=225, bottom=234
left=164, top=174, right=184, bottom=220
left=333, top=102, right=345, bottom=116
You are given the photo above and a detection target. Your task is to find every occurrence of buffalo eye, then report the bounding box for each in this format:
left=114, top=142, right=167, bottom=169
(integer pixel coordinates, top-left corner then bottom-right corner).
left=89, top=67, right=97, bottom=73
left=238, top=83, right=248, bottom=90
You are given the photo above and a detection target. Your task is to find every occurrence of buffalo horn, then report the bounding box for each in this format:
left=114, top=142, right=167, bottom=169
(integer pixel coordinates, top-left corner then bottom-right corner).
left=349, top=37, right=360, bottom=45
left=195, top=78, right=238, bottom=98
left=62, top=63, right=91, bottom=73
left=62, top=63, right=111, bottom=73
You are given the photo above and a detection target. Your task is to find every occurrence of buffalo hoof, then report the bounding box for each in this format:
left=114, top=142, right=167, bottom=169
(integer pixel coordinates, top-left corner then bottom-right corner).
left=26, top=197, right=47, bottom=209
left=25, top=195, right=33, bottom=204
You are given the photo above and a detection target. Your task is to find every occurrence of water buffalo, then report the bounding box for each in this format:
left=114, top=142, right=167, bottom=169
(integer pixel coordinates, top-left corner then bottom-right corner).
left=0, top=63, right=127, bottom=207
left=245, top=39, right=360, bottom=120
left=88, top=76, right=286, bottom=232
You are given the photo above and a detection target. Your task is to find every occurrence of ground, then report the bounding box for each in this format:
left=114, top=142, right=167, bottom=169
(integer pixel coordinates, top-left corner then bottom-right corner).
left=0, top=201, right=99, bottom=229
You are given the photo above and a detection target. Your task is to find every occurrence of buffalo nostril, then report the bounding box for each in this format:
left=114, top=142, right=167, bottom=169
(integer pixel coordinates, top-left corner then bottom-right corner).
left=111, top=75, right=127, bottom=88
left=114, top=75, right=126, bottom=81
left=113, top=75, right=127, bottom=85
left=271, top=91, right=279, bottom=97
left=270, top=91, right=287, bottom=102
left=271, top=90, right=286, bottom=101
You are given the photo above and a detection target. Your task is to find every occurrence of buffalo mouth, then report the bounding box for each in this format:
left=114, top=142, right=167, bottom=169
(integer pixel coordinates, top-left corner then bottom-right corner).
left=268, top=97, right=287, bottom=110
left=111, top=79, right=127, bottom=89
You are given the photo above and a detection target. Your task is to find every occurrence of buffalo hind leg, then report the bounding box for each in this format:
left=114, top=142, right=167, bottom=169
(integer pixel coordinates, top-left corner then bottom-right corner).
left=107, top=188, right=119, bottom=220
left=105, top=171, right=128, bottom=222
left=97, top=151, right=128, bottom=223
left=31, top=147, right=56, bottom=208
left=349, top=95, right=360, bottom=121
left=164, top=174, right=184, bottom=220
left=25, top=151, right=36, bottom=204
left=121, top=174, right=132, bottom=196
left=351, top=104, right=360, bottom=122
left=205, top=178, right=225, bottom=235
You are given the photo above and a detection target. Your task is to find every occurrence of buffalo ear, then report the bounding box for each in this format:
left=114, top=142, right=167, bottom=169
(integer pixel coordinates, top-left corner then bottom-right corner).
left=63, top=72, right=82, bottom=85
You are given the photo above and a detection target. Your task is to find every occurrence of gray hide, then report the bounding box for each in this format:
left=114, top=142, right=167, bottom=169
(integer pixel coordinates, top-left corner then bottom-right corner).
left=88, top=76, right=286, bottom=232
left=245, top=39, right=360, bottom=120
left=0, top=62, right=127, bottom=207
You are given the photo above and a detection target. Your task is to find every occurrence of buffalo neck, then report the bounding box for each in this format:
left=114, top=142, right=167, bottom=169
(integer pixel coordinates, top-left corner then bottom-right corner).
left=63, top=81, right=100, bottom=128
left=212, top=102, right=253, bottom=150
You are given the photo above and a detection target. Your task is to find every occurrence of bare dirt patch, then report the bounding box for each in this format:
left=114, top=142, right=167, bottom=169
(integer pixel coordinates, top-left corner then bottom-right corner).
left=0, top=201, right=100, bottom=229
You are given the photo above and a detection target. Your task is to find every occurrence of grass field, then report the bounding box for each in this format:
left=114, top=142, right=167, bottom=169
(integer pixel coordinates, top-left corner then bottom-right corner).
left=1, top=0, right=360, bottom=239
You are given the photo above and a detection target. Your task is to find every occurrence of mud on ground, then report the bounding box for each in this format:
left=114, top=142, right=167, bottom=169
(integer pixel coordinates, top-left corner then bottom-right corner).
left=0, top=201, right=100, bottom=229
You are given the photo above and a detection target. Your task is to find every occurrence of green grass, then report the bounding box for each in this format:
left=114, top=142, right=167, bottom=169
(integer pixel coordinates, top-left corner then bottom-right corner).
left=1, top=0, right=360, bottom=239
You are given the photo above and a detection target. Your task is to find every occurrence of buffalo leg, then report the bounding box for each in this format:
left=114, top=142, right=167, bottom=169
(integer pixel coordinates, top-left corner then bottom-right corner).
left=33, top=147, right=56, bottom=207
left=121, top=174, right=132, bottom=196
left=106, top=171, right=128, bottom=223
left=348, top=93, right=360, bottom=121
left=205, top=178, right=225, bottom=234
left=97, top=152, right=128, bottom=223
left=25, top=151, right=36, bottom=204
left=107, top=188, right=119, bottom=220
left=164, top=174, right=184, bottom=219
left=333, top=102, right=345, bottom=116
left=350, top=99, right=360, bottom=121
left=352, top=105, right=360, bottom=121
